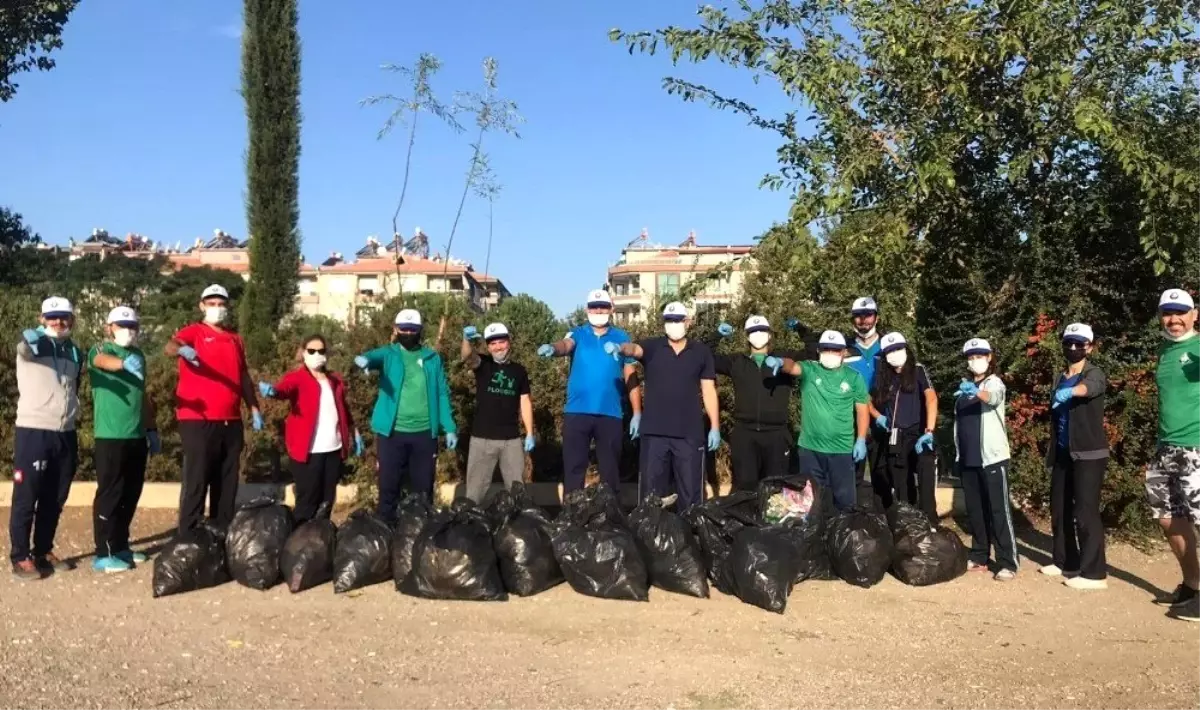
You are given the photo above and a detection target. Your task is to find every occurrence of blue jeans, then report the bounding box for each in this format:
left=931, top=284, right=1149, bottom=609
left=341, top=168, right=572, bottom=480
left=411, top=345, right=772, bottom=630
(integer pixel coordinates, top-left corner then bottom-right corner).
left=797, top=447, right=856, bottom=511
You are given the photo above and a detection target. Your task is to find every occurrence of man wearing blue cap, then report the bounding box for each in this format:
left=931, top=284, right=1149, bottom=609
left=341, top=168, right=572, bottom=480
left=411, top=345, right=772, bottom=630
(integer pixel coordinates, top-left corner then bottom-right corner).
left=607, top=301, right=719, bottom=510
left=538, top=289, right=640, bottom=495
left=10, top=297, right=84, bottom=580
left=1147, top=288, right=1200, bottom=621
left=769, top=330, right=870, bottom=511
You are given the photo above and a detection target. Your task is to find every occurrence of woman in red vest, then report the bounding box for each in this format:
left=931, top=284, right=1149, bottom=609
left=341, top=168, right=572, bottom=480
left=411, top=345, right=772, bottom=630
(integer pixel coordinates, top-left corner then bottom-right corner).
left=259, top=335, right=362, bottom=523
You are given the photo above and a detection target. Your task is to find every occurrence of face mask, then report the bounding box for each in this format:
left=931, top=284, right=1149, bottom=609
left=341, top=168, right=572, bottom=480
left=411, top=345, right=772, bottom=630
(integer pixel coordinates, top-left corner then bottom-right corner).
left=587, top=313, right=610, bottom=328
left=491, top=347, right=510, bottom=364
left=664, top=322, right=687, bottom=341
left=1162, top=328, right=1198, bottom=343
left=43, top=325, right=70, bottom=340
left=819, top=352, right=843, bottom=369
left=304, top=352, right=327, bottom=370
left=113, top=328, right=137, bottom=348
left=396, top=333, right=421, bottom=350
left=203, top=306, right=227, bottom=325
left=747, top=332, right=771, bottom=350
left=855, top=325, right=877, bottom=339
left=1063, top=346, right=1087, bottom=364
left=967, top=357, right=989, bottom=375
left=885, top=349, right=907, bottom=368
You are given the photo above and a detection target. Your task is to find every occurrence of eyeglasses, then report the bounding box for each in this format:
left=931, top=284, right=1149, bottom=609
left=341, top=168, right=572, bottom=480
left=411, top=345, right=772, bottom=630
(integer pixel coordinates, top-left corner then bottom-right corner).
left=305, top=348, right=326, bottom=355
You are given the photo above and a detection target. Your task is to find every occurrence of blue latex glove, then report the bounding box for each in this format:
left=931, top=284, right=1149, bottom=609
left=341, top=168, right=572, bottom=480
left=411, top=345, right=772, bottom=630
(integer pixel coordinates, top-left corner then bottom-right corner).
left=629, top=413, right=641, bottom=440
left=1052, top=387, right=1074, bottom=408
left=717, top=323, right=734, bottom=337
left=353, top=355, right=369, bottom=372
left=875, top=414, right=889, bottom=430
left=853, top=437, right=868, bottom=462
left=957, top=380, right=979, bottom=398
left=763, top=356, right=782, bottom=377
left=446, top=432, right=458, bottom=450
left=21, top=328, right=41, bottom=354
left=707, top=428, right=721, bottom=451
left=251, top=411, right=264, bottom=431
left=785, top=318, right=802, bottom=332
left=122, top=354, right=145, bottom=381
left=354, top=431, right=364, bottom=457
left=146, top=430, right=161, bottom=455
left=524, top=434, right=535, bottom=452
left=177, top=345, right=199, bottom=366
left=537, top=344, right=554, bottom=358
left=915, top=432, right=934, bottom=454
left=463, top=326, right=481, bottom=341
left=603, top=341, right=621, bottom=361
left=258, top=381, right=276, bottom=398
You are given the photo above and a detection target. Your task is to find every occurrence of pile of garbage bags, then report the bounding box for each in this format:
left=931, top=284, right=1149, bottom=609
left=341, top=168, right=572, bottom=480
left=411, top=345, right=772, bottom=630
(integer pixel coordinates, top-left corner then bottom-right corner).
left=152, top=480, right=968, bottom=608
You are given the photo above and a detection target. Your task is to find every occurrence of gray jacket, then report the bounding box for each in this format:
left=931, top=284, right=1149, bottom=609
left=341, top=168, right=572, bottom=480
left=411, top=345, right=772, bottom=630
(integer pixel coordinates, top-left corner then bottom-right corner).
left=15, top=337, right=83, bottom=432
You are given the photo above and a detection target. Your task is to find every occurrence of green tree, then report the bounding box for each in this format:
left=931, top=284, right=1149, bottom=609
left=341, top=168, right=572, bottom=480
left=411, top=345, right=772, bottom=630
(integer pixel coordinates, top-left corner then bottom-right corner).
left=0, top=206, right=39, bottom=248
left=239, top=0, right=302, bottom=365
left=0, top=0, right=79, bottom=103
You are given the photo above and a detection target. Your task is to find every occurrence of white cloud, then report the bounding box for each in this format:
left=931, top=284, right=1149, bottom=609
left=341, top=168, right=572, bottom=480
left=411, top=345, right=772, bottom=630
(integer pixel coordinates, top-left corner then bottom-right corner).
left=214, top=20, right=242, bottom=40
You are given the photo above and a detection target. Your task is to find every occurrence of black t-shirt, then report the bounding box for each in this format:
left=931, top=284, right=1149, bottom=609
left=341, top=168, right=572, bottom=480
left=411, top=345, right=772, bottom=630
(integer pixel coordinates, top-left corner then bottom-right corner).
left=872, top=364, right=932, bottom=431
left=471, top=355, right=530, bottom=440
left=955, top=396, right=983, bottom=468
left=639, top=337, right=716, bottom=439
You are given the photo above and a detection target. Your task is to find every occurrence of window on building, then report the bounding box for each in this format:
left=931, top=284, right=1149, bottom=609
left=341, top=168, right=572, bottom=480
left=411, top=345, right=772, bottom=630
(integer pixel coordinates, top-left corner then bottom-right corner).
left=657, top=273, right=679, bottom=296
left=298, top=278, right=317, bottom=295
left=357, top=276, right=379, bottom=296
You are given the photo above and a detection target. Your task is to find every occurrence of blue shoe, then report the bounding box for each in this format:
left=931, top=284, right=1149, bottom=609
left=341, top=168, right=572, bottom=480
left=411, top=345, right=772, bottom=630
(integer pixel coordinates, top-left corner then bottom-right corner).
left=92, top=556, right=132, bottom=574
left=115, top=549, right=148, bottom=565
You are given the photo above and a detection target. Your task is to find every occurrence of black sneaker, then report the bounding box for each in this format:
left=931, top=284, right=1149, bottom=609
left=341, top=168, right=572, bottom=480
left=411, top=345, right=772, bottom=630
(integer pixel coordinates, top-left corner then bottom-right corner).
left=34, top=553, right=74, bottom=575
left=1154, top=583, right=1198, bottom=608
left=1169, top=594, right=1200, bottom=622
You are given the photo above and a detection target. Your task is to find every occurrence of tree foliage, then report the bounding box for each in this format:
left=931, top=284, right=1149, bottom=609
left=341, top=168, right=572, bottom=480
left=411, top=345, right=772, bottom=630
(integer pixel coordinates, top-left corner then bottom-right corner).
left=0, top=0, right=78, bottom=103
left=239, top=0, right=302, bottom=365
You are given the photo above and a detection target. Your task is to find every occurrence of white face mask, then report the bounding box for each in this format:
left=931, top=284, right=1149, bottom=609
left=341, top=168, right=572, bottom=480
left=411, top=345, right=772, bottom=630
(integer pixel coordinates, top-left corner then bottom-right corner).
left=113, top=328, right=137, bottom=348
left=43, top=325, right=70, bottom=339
left=747, top=331, right=771, bottom=350
left=587, top=313, right=610, bottom=328
left=885, top=349, right=907, bottom=368
left=304, top=352, right=327, bottom=370
left=819, top=352, right=843, bottom=369
left=203, top=306, right=228, bottom=325
left=490, top=346, right=511, bottom=364
left=855, top=325, right=877, bottom=340
left=967, top=357, right=989, bottom=375
left=664, top=322, right=687, bottom=341
left=1162, top=328, right=1198, bottom=343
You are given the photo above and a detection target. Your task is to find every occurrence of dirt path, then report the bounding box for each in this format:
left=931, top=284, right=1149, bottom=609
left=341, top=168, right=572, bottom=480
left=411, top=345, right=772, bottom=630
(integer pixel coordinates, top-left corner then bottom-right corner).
left=0, top=509, right=1195, bottom=709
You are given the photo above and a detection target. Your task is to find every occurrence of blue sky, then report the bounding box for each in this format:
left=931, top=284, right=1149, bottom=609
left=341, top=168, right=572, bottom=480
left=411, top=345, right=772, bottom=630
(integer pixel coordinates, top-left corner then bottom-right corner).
left=1, top=0, right=798, bottom=315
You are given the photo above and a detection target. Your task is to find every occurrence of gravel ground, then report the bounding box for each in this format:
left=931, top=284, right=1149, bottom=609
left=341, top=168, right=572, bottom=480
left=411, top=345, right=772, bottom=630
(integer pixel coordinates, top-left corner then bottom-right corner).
left=0, top=508, right=1196, bottom=710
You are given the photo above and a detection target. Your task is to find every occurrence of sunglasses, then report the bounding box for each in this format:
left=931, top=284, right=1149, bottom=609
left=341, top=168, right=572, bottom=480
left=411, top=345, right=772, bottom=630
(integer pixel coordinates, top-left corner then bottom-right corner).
left=1062, top=341, right=1087, bottom=350
left=305, top=347, right=326, bottom=355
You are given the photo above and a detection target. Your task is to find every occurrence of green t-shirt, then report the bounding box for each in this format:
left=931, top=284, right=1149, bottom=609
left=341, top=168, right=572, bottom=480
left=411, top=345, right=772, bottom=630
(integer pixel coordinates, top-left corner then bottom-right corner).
left=88, top=342, right=146, bottom=440
left=1157, top=335, right=1200, bottom=447
left=752, top=354, right=766, bottom=367
left=393, top=347, right=431, bottom=433
left=797, top=360, right=869, bottom=454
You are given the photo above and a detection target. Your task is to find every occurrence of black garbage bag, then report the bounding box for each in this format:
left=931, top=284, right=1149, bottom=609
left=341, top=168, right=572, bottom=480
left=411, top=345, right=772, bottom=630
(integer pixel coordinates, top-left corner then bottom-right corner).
left=757, top=475, right=833, bottom=582
left=488, top=484, right=563, bottom=597
left=225, top=497, right=293, bottom=590
left=628, top=494, right=709, bottom=598
left=391, top=494, right=433, bottom=589
left=685, top=491, right=761, bottom=595
left=551, top=484, right=648, bottom=601
left=728, top=526, right=803, bottom=613
left=827, top=507, right=894, bottom=588
left=152, top=523, right=230, bottom=598
left=887, top=504, right=968, bottom=586
left=333, top=509, right=392, bottom=593
left=400, top=504, right=508, bottom=601
left=280, top=503, right=336, bottom=593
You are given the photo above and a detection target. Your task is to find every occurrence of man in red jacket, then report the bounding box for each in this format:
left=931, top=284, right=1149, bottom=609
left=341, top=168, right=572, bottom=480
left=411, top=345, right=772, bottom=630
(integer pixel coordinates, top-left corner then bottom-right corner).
left=164, top=284, right=262, bottom=533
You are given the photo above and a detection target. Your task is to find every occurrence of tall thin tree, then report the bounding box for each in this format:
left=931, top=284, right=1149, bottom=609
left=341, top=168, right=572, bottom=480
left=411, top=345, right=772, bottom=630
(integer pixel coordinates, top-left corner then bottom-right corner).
left=240, top=0, right=302, bottom=364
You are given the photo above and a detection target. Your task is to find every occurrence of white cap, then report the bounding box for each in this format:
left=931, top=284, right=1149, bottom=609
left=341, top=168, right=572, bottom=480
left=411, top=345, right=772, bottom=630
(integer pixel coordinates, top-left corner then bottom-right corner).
left=880, top=331, right=907, bottom=353
left=744, top=315, right=770, bottom=333
left=1159, top=289, right=1196, bottom=313
left=201, top=284, right=230, bottom=301
left=483, top=322, right=509, bottom=341
left=106, top=306, right=139, bottom=326
left=1062, top=323, right=1094, bottom=343
left=851, top=296, right=878, bottom=315
left=963, top=337, right=992, bottom=355
left=818, top=330, right=847, bottom=350
left=40, top=297, right=73, bottom=317
left=586, top=289, right=612, bottom=307
left=394, top=309, right=422, bottom=328
left=662, top=301, right=688, bottom=321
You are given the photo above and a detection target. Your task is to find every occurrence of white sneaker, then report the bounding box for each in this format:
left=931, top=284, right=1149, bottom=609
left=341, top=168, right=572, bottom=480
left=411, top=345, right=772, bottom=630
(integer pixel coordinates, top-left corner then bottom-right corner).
left=994, top=569, right=1016, bottom=582
left=1040, top=565, right=1062, bottom=576
left=1064, top=576, right=1108, bottom=590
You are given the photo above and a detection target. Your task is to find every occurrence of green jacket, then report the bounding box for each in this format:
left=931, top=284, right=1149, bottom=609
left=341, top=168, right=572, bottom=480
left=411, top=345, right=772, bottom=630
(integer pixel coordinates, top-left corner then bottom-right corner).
left=362, top=344, right=457, bottom=438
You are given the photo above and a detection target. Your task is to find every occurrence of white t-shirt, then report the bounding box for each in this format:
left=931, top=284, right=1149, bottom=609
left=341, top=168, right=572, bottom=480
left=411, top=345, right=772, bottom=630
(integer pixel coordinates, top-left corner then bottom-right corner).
left=310, top=378, right=343, bottom=454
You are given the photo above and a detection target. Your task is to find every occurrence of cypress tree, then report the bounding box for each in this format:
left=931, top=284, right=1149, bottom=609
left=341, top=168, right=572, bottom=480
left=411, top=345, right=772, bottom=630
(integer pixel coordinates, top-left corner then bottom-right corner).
left=239, top=0, right=301, bottom=364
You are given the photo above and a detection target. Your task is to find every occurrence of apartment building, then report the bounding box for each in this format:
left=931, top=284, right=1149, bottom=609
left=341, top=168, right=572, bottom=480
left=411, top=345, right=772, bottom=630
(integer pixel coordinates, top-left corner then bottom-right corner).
left=606, top=229, right=754, bottom=324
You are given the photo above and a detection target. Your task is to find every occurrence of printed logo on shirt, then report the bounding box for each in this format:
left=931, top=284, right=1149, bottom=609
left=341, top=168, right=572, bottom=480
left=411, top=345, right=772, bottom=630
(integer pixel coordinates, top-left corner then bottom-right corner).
left=488, top=370, right=517, bottom=397
left=840, top=381, right=850, bottom=392
left=1182, top=352, right=1193, bottom=364
left=12, top=469, right=22, bottom=484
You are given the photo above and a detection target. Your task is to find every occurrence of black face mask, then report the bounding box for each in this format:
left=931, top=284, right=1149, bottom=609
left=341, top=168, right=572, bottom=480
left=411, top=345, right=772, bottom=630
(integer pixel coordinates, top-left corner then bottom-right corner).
left=1063, top=345, right=1087, bottom=363
left=395, top=332, right=422, bottom=350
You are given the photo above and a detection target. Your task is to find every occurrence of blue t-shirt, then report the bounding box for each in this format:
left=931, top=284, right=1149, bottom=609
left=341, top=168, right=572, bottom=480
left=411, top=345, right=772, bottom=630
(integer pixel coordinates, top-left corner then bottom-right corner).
left=956, top=395, right=983, bottom=468
left=847, top=337, right=881, bottom=389
left=1054, top=374, right=1081, bottom=451
left=564, top=325, right=632, bottom=419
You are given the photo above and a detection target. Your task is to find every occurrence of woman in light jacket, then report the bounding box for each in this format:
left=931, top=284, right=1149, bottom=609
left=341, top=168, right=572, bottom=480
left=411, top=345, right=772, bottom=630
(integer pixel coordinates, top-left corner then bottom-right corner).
left=259, top=335, right=362, bottom=523
left=954, top=337, right=1019, bottom=581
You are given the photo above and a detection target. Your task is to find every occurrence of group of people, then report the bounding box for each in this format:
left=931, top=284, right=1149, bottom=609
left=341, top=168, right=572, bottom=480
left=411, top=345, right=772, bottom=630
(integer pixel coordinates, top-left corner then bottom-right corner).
left=7, top=282, right=1198, bottom=621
